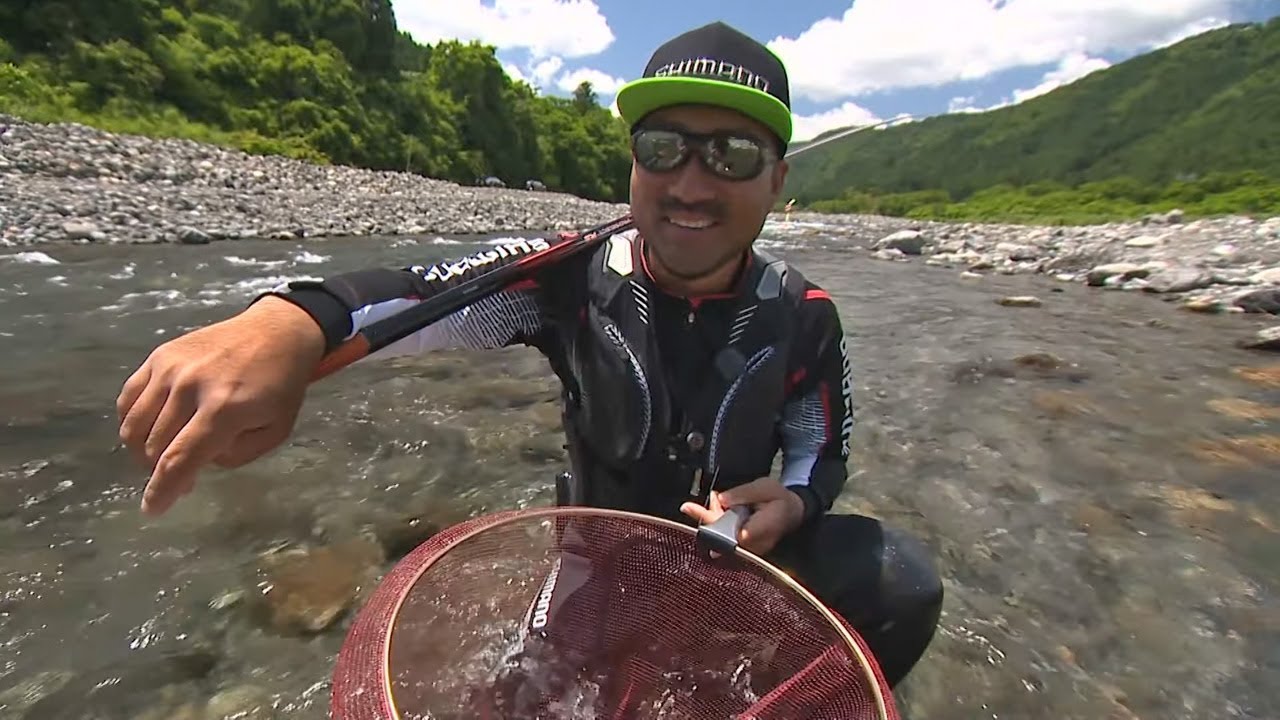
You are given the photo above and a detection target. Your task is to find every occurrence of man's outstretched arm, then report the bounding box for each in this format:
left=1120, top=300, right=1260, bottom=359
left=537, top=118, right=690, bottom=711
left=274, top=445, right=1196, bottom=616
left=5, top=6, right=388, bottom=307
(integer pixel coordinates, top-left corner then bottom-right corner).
left=117, top=233, right=577, bottom=517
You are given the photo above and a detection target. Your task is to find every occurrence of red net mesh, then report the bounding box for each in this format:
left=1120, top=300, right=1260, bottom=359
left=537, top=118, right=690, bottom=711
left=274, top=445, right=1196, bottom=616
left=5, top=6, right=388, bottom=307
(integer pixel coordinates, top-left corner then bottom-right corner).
left=331, top=507, right=898, bottom=720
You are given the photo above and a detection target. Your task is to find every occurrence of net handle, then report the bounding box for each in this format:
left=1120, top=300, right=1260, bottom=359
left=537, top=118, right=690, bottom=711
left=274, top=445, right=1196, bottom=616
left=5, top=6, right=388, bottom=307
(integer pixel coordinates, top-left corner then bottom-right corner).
left=696, top=505, right=751, bottom=557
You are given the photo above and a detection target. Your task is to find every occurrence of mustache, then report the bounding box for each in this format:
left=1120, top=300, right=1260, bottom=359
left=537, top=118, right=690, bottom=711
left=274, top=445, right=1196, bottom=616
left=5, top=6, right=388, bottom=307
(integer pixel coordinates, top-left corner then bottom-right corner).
left=659, top=197, right=725, bottom=222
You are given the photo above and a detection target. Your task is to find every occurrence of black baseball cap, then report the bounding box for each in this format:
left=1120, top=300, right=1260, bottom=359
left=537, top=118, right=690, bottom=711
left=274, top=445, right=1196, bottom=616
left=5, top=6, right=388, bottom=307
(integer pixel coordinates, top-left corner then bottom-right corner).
left=615, top=21, right=793, bottom=147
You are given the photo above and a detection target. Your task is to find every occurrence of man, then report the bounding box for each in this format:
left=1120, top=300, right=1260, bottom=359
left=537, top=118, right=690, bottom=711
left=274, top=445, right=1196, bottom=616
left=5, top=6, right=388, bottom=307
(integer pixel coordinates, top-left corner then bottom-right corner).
left=116, top=21, right=942, bottom=688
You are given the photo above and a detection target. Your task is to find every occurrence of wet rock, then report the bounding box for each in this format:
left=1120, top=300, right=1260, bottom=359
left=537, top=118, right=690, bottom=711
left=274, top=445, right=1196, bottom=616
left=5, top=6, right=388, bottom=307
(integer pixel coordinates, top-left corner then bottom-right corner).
left=1086, top=262, right=1148, bottom=286
left=207, top=685, right=276, bottom=720
left=176, top=226, right=211, bottom=244
left=1233, top=288, right=1280, bottom=314
left=872, top=247, right=907, bottom=261
left=996, top=242, right=1042, bottom=261
left=998, top=295, right=1042, bottom=308
left=875, top=229, right=927, bottom=255
left=1142, top=267, right=1213, bottom=294
left=375, top=514, right=443, bottom=561
left=1250, top=267, right=1280, bottom=285
left=251, top=536, right=385, bottom=634
left=1238, top=326, right=1280, bottom=352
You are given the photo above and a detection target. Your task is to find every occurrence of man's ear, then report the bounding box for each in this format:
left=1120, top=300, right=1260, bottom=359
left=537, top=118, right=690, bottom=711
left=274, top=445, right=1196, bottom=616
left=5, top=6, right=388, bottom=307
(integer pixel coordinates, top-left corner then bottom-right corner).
left=769, top=158, right=789, bottom=198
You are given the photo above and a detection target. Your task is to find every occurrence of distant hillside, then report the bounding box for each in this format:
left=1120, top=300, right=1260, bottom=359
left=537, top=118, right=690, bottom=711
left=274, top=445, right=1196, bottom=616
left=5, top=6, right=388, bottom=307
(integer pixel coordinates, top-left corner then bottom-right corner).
left=783, top=17, right=1280, bottom=208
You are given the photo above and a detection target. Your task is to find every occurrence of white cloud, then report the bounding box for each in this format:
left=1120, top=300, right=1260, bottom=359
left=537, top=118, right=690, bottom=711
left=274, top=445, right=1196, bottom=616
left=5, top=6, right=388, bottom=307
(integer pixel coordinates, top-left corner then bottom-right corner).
left=791, top=101, right=882, bottom=143
left=767, top=0, right=1242, bottom=102
left=948, top=95, right=983, bottom=113
left=395, top=0, right=614, bottom=59
left=530, top=56, right=565, bottom=86
left=502, top=62, right=531, bottom=86
left=1011, top=52, right=1111, bottom=103
left=555, top=68, right=627, bottom=97
left=946, top=51, right=1114, bottom=115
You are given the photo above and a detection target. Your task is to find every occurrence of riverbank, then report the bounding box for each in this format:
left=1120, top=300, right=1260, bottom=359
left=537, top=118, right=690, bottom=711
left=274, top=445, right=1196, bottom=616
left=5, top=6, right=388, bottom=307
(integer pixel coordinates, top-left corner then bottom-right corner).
left=2, top=114, right=1278, bottom=349
left=0, top=114, right=629, bottom=244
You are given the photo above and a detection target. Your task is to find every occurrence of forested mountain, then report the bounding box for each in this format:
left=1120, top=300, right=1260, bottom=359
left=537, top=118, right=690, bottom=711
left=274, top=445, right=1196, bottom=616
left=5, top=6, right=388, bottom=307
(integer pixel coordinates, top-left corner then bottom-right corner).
left=0, top=0, right=632, bottom=201
left=783, top=17, right=1280, bottom=222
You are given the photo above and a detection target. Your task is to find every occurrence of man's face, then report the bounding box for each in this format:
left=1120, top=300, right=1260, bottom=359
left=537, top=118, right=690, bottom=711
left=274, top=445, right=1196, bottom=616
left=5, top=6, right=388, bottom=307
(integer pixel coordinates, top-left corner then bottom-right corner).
left=629, top=104, right=788, bottom=286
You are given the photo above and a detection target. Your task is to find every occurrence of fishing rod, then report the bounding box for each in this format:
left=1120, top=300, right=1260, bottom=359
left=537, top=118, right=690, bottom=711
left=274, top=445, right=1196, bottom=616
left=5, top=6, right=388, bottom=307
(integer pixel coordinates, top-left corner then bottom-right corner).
left=311, top=213, right=636, bottom=380
left=783, top=114, right=914, bottom=159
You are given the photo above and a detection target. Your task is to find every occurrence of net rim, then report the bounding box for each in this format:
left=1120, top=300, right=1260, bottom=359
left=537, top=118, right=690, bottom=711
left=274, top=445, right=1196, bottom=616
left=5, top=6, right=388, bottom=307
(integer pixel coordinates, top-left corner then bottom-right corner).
left=332, top=506, right=893, bottom=720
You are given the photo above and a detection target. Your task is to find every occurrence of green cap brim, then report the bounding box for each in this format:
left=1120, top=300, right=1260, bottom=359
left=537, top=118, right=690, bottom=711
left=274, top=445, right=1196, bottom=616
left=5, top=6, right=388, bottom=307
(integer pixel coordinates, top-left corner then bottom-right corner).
left=615, top=76, right=793, bottom=145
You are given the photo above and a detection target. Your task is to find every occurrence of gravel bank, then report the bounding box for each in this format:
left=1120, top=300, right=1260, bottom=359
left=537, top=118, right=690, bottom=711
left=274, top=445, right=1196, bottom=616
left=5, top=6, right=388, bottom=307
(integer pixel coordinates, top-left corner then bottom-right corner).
left=0, top=114, right=628, bottom=244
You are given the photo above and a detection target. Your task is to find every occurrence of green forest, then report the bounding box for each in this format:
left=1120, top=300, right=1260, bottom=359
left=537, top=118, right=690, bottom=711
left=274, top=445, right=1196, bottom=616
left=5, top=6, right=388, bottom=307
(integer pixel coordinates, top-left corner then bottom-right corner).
left=0, top=0, right=633, bottom=201
left=783, top=17, right=1280, bottom=224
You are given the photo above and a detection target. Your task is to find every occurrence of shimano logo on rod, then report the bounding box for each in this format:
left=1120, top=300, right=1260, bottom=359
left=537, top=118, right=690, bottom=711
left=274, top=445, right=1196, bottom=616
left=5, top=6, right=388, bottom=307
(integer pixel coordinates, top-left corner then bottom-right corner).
left=410, top=237, right=551, bottom=284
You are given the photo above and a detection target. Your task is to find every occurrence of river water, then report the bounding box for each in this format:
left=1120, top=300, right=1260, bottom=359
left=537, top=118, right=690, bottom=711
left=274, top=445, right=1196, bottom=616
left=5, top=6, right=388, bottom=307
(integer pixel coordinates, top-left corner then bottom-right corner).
left=0, top=218, right=1277, bottom=719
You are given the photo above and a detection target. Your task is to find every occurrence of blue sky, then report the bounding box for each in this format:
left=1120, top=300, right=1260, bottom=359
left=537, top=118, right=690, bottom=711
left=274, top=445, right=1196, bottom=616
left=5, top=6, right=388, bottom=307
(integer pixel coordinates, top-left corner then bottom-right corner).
left=395, top=0, right=1280, bottom=141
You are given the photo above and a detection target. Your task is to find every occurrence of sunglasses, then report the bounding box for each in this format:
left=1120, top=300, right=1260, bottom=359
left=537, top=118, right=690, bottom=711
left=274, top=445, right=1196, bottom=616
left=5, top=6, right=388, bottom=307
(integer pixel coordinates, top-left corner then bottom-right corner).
left=630, top=128, right=775, bottom=182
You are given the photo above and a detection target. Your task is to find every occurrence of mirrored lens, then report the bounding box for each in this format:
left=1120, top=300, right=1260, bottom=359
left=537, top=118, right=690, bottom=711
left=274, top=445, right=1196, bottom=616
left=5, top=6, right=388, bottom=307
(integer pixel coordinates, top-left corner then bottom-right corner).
left=632, top=129, right=768, bottom=181
left=704, top=135, right=765, bottom=179
left=633, top=130, right=688, bottom=171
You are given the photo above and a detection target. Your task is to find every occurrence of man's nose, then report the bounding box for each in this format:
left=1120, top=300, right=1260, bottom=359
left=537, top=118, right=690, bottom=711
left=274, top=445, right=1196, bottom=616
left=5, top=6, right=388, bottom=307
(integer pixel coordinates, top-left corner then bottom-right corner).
left=665, top=153, right=719, bottom=204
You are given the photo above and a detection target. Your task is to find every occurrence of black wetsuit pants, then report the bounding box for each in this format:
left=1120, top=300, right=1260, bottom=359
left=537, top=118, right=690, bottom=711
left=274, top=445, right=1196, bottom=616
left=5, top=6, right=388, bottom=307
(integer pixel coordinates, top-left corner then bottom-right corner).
left=554, top=472, right=944, bottom=688
left=764, top=512, right=944, bottom=688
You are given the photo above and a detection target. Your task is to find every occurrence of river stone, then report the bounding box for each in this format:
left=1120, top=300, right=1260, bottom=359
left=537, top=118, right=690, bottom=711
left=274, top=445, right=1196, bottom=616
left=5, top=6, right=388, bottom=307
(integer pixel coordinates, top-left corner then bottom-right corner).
left=251, top=536, right=385, bottom=634
left=1238, top=326, right=1280, bottom=352
left=206, top=685, right=276, bottom=720
left=876, top=229, right=927, bottom=255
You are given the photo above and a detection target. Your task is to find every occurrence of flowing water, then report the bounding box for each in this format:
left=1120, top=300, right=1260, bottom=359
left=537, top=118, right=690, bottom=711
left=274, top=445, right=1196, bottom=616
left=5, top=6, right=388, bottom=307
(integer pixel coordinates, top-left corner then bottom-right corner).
left=0, top=218, right=1277, bottom=719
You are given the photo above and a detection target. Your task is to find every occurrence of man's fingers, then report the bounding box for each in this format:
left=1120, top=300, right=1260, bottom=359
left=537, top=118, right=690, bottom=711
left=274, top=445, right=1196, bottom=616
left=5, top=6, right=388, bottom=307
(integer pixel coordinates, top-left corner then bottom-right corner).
left=116, top=360, right=152, bottom=424
left=119, top=377, right=171, bottom=468
left=141, top=410, right=235, bottom=516
left=680, top=501, right=720, bottom=525
left=738, top=502, right=789, bottom=555
left=715, top=477, right=781, bottom=509
left=143, top=385, right=197, bottom=471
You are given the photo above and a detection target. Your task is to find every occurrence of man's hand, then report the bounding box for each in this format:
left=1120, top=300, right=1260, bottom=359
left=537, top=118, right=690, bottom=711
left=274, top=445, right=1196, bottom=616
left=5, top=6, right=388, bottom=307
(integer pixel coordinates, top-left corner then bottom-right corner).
left=116, top=296, right=327, bottom=517
left=679, top=477, right=807, bottom=556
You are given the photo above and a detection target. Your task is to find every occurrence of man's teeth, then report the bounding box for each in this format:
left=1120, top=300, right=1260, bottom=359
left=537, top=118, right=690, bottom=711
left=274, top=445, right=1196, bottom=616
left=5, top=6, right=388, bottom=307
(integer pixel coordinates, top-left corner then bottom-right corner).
left=668, top=217, right=715, bottom=229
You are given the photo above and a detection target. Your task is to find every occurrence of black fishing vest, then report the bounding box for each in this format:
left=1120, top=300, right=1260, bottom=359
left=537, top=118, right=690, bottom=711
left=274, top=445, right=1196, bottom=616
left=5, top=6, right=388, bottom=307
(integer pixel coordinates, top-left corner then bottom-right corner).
left=557, top=229, right=809, bottom=520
